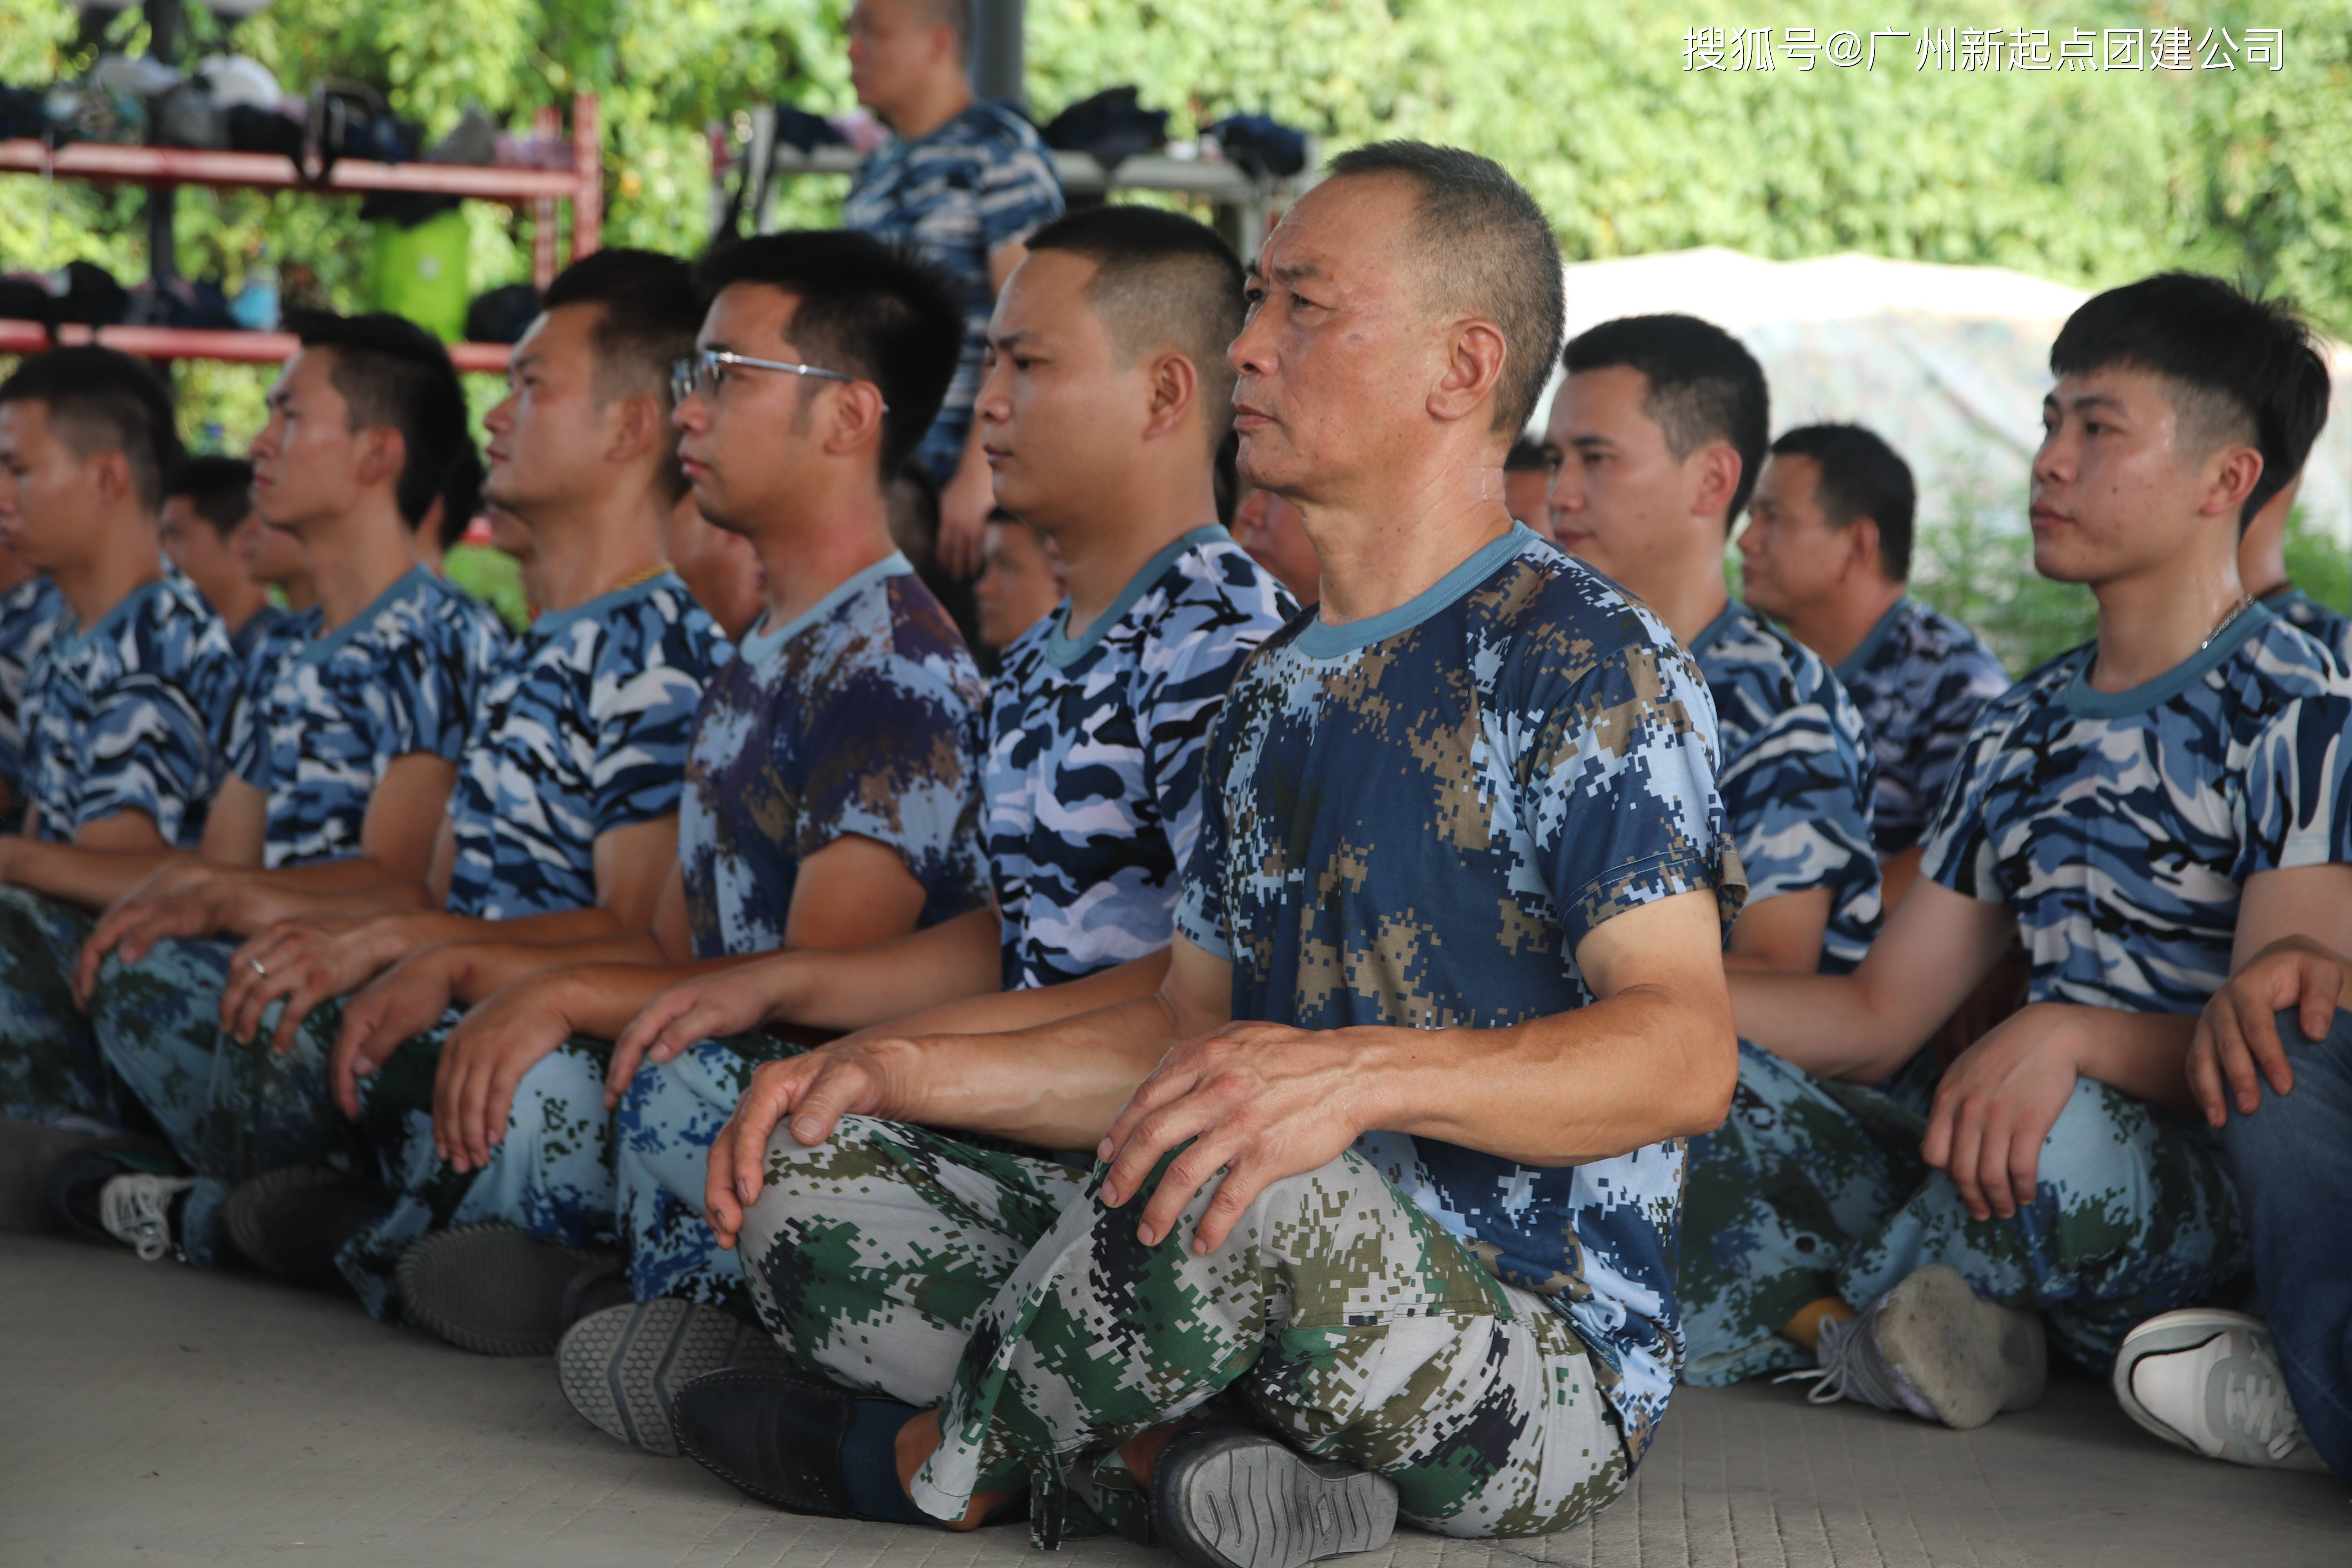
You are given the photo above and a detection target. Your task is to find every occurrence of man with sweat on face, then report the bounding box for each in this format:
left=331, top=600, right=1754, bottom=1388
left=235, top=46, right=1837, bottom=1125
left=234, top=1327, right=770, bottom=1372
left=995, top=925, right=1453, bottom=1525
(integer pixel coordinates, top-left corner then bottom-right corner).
left=1690, top=274, right=2352, bottom=1435
left=660, top=143, right=1742, bottom=1565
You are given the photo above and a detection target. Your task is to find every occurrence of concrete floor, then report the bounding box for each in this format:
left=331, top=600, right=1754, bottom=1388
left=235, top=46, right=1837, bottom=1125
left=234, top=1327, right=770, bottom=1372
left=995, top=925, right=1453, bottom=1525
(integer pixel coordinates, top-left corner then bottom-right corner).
left=1, top=1232, right=2345, bottom=1568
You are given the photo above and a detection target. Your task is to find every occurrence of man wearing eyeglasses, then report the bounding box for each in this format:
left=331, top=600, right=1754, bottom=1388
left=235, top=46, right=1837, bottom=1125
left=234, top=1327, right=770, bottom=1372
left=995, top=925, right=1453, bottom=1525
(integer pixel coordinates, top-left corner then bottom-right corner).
left=274, top=230, right=993, bottom=1350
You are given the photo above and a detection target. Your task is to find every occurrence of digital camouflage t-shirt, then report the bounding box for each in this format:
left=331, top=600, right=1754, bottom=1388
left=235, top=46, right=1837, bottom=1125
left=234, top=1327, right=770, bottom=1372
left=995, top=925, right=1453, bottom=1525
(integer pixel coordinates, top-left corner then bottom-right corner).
left=1832, top=596, right=2010, bottom=858
left=1176, top=524, right=1743, bottom=1459
left=1691, top=601, right=1881, bottom=975
left=678, top=554, right=987, bottom=958
left=442, top=573, right=729, bottom=922
left=985, top=526, right=1295, bottom=991
left=1925, top=607, right=2352, bottom=1013
left=229, top=567, right=506, bottom=870
left=21, top=575, right=241, bottom=847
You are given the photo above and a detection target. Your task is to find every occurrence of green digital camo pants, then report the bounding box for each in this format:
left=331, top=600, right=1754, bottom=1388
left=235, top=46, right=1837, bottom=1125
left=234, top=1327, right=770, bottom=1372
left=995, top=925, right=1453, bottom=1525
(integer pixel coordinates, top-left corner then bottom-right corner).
left=0, top=887, right=108, bottom=1125
left=738, top=1115, right=1630, bottom=1549
left=1679, top=1040, right=2247, bottom=1385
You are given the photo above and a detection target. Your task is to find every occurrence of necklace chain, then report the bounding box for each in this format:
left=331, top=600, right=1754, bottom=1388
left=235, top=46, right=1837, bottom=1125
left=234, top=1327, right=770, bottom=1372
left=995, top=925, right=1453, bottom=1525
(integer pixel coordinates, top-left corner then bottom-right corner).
left=2201, top=593, right=2257, bottom=651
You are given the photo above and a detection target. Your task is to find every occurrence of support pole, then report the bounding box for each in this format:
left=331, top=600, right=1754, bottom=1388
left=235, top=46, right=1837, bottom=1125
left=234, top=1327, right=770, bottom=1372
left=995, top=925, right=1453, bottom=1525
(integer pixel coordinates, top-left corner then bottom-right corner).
left=143, top=0, right=187, bottom=285
left=969, top=0, right=1026, bottom=106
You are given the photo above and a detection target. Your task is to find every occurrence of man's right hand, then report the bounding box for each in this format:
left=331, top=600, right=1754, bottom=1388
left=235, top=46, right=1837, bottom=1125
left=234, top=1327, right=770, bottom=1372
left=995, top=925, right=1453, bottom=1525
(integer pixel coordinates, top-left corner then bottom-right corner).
left=606, top=962, right=794, bottom=1107
left=220, top=917, right=401, bottom=1054
left=2190, top=935, right=2349, bottom=1126
left=74, top=882, right=238, bottom=1005
left=702, top=1040, right=909, bottom=1251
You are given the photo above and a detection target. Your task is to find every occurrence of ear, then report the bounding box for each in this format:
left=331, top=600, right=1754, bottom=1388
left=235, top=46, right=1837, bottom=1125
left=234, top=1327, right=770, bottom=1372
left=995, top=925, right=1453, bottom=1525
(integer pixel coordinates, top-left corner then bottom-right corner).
left=2198, top=442, right=2265, bottom=522
left=1843, top=515, right=1884, bottom=581
left=1425, top=317, right=1509, bottom=427
left=1686, top=441, right=1744, bottom=521
left=355, top=425, right=407, bottom=495
left=819, top=379, right=891, bottom=463
left=86, top=446, right=138, bottom=508
left=605, top=391, right=668, bottom=470
left=1139, top=350, right=1199, bottom=443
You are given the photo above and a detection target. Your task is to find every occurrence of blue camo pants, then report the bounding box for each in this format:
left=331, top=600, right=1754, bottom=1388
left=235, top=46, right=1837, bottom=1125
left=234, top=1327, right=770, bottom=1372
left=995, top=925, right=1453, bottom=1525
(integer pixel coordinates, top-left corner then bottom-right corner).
left=1679, top=1040, right=2245, bottom=1383
left=339, top=1029, right=619, bottom=1321
left=90, top=938, right=367, bottom=1268
left=0, top=887, right=108, bottom=1126
left=615, top=1034, right=807, bottom=1319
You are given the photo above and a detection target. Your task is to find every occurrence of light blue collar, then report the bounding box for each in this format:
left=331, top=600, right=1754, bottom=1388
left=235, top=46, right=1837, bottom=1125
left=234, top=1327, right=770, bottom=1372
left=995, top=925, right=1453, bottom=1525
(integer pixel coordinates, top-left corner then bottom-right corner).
left=1292, top=524, right=1537, bottom=660
left=2062, top=600, right=2274, bottom=717
left=304, top=565, right=433, bottom=664
left=1046, top=526, right=1227, bottom=670
left=738, top=552, right=911, bottom=664
left=1834, top=597, right=1912, bottom=685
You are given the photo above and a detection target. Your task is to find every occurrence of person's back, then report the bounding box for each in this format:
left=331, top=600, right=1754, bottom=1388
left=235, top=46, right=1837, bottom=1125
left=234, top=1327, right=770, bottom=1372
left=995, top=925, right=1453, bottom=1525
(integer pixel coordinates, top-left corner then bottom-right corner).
left=1739, top=423, right=2009, bottom=905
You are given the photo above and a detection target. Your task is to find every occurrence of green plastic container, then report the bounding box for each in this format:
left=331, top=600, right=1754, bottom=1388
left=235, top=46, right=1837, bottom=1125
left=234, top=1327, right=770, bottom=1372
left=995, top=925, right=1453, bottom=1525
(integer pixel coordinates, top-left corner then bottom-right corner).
left=365, top=208, right=472, bottom=342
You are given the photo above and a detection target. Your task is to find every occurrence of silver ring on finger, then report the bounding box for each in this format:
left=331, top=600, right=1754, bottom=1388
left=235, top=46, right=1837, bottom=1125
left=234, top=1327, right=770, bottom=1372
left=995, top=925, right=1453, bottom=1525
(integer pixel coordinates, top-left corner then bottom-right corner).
left=250, top=958, right=268, bottom=978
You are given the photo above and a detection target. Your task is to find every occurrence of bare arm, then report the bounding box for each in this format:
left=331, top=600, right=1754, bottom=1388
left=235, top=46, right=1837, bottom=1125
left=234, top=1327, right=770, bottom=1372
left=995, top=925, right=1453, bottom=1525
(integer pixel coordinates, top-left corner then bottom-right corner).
left=1731, top=876, right=2017, bottom=1082
left=0, top=808, right=184, bottom=910
left=1721, top=887, right=1831, bottom=975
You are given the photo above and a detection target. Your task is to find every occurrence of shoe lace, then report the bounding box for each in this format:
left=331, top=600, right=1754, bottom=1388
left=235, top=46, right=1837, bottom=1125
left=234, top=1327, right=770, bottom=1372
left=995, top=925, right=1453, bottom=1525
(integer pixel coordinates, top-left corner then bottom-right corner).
left=100, top=1174, right=189, bottom=1263
left=1774, top=1313, right=1907, bottom=1412
left=2225, top=1363, right=2310, bottom=1461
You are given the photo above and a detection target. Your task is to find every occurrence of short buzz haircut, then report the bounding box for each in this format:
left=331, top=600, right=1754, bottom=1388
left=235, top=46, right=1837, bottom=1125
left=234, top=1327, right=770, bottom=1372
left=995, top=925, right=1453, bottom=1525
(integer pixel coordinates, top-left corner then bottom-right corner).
left=907, top=0, right=971, bottom=55
left=289, top=310, right=475, bottom=530
left=2050, top=272, right=2332, bottom=529
left=1323, top=141, right=1564, bottom=436
left=695, top=230, right=964, bottom=479
left=163, top=454, right=257, bottom=539
left=0, top=345, right=184, bottom=512
left=540, top=247, right=705, bottom=499
left=1769, top=423, right=1918, bottom=581
left=1025, top=204, right=1246, bottom=445
left=1563, top=314, right=1771, bottom=523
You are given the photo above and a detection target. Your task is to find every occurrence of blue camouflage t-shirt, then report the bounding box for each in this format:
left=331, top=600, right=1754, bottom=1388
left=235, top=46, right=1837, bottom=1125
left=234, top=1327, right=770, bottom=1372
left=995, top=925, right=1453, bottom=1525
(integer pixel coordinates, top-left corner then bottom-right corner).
left=679, top=554, right=987, bottom=958
left=0, top=574, right=67, bottom=818
left=1833, top=596, right=2009, bottom=858
left=1176, top=525, right=1744, bottom=1459
left=1924, top=606, right=2352, bottom=1013
left=1691, top=601, right=1881, bottom=975
left=443, top=573, right=729, bottom=922
left=2259, top=584, right=2351, bottom=662
left=986, top=526, right=1295, bottom=991
left=21, top=575, right=241, bottom=847
left=230, top=602, right=295, bottom=666
left=844, top=103, right=1063, bottom=485
left=229, top=567, right=506, bottom=870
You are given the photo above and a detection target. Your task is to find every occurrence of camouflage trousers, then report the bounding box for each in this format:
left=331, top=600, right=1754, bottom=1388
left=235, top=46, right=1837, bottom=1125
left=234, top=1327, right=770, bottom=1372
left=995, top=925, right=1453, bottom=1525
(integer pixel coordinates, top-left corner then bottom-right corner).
left=740, top=1115, right=1631, bottom=1548
left=1679, top=1040, right=2247, bottom=1384
left=615, top=1034, right=804, bottom=1320
left=340, top=1030, right=619, bottom=1320
left=0, top=887, right=109, bottom=1126
left=90, top=938, right=369, bottom=1268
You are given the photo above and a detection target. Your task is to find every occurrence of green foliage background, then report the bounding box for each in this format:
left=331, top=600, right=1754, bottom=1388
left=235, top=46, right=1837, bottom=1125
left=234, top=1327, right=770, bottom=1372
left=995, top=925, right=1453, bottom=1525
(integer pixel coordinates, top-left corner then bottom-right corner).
left=4, top=0, right=2347, bottom=655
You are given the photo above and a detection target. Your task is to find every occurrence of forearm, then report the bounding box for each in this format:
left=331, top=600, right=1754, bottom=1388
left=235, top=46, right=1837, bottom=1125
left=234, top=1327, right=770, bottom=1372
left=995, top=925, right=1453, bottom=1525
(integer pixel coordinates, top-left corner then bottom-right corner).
left=216, top=877, right=434, bottom=935
left=1731, top=962, right=1949, bottom=1083
left=840, top=946, right=1172, bottom=1044
left=2067, top=1006, right=2197, bottom=1114
left=549, top=956, right=764, bottom=1041
left=1372, top=982, right=1737, bottom=1164
left=766, top=908, right=1009, bottom=1031
left=885, top=990, right=1185, bottom=1148
left=443, top=931, right=669, bottom=1006
left=3, top=842, right=187, bottom=911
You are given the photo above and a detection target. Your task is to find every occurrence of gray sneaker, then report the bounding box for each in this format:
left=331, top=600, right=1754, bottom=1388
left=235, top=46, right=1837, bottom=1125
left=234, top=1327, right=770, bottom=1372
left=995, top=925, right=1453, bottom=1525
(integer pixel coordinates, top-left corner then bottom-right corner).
left=396, top=1223, right=611, bottom=1356
left=1783, top=1263, right=2045, bottom=1430
left=1150, top=1423, right=1398, bottom=1568
left=2113, top=1309, right=2330, bottom=1472
left=558, top=1299, right=795, bottom=1456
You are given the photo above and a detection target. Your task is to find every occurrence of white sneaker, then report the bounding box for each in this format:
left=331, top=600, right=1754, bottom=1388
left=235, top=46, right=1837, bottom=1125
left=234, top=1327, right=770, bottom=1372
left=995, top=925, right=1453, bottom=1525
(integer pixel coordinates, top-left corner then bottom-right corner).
left=2113, top=1309, right=2329, bottom=1472
left=98, top=1173, right=195, bottom=1262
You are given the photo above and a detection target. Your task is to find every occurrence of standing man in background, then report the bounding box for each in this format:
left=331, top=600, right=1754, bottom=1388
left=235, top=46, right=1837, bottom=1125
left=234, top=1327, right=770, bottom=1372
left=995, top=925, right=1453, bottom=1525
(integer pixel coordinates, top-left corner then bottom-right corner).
left=842, top=0, right=1063, bottom=583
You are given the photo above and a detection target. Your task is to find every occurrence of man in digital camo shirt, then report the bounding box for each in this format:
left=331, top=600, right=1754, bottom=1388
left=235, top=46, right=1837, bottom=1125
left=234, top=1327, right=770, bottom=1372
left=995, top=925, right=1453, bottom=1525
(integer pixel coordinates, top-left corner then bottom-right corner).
left=552, top=206, right=1296, bottom=1451
left=61, top=315, right=506, bottom=1267
left=301, top=232, right=992, bottom=1354
left=0, top=350, right=241, bottom=1205
left=663, top=145, right=1742, bottom=1566
left=1739, top=423, right=2011, bottom=909
left=1710, top=275, right=2352, bottom=1434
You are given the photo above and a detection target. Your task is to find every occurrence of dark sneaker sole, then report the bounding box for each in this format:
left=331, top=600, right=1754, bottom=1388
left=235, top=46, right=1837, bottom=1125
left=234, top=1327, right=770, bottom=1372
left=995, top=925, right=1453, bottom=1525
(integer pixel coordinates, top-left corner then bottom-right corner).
left=223, top=1165, right=347, bottom=1278
left=1152, top=1426, right=1398, bottom=1568
left=395, top=1222, right=605, bottom=1357
left=559, top=1299, right=793, bottom=1456
left=0, top=1118, right=103, bottom=1232
left=1873, top=1263, right=2047, bottom=1430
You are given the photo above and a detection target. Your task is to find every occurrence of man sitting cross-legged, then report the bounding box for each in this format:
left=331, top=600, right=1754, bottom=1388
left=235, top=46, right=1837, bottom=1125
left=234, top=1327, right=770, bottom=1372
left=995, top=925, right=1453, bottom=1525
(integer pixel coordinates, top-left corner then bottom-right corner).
left=1737, top=424, right=2010, bottom=908
left=0, top=349, right=242, bottom=1189
left=1690, top=273, right=2352, bottom=1427
left=74, top=253, right=726, bottom=1290
left=546, top=207, right=1294, bottom=1441
left=62, top=315, right=510, bottom=1264
left=666, top=144, right=1742, bottom=1561
left=258, top=232, right=988, bottom=1345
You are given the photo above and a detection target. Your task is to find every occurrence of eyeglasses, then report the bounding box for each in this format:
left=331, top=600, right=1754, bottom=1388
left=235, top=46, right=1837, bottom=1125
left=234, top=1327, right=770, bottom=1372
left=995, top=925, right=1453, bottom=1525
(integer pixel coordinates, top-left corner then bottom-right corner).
left=669, top=349, right=886, bottom=410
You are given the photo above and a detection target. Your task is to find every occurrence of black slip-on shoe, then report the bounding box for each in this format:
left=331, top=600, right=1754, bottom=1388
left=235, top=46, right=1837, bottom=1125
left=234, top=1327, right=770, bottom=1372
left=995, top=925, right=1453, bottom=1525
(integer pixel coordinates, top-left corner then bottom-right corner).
left=671, top=1365, right=956, bottom=1524
left=395, top=1221, right=611, bottom=1356
left=223, top=1167, right=392, bottom=1295
left=224, top=1165, right=348, bottom=1277
left=1150, top=1423, right=1399, bottom=1568
left=1, top=1118, right=120, bottom=1232
left=559, top=1299, right=795, bottom=1455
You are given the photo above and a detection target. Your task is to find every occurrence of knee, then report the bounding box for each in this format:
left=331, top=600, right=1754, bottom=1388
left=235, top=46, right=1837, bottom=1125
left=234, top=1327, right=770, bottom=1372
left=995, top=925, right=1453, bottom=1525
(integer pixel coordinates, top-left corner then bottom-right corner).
left=509, top=1042, right=610, bottom=1125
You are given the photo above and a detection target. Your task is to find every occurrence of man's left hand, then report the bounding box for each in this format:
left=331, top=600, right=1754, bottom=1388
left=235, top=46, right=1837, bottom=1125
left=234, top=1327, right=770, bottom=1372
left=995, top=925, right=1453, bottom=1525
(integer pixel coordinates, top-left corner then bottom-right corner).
left=1095, top=1022, right=1383, bottom=1255
left=1921, top=1002, right=2084, bottom=1222
left=432, top=976, right=579, bottom=1173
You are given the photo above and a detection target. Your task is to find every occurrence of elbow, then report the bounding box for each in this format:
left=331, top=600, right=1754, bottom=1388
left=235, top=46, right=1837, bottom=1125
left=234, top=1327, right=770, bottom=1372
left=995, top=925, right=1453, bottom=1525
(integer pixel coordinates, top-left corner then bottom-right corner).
left=1673, top=996, right=1741, bottom=1140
